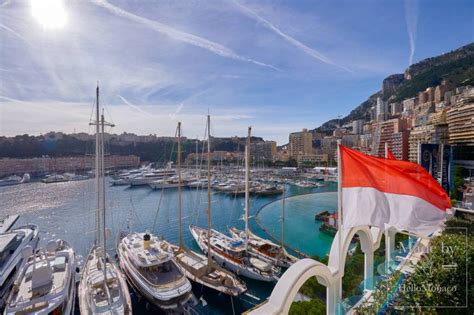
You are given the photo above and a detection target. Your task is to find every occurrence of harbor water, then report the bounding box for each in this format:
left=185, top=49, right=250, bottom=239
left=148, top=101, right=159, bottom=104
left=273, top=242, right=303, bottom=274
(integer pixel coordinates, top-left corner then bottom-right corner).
left=0, top=179, right=337, bottom=314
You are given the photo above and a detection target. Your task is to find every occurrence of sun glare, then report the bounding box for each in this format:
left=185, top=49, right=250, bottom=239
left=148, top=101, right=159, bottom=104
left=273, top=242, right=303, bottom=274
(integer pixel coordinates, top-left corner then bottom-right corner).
left=31, top=0, right=68, bottom=30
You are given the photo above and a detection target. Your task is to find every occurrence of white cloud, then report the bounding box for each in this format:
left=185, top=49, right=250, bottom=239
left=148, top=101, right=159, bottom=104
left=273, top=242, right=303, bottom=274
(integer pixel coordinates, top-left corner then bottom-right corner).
left=404, top=0, right=418, bottom=66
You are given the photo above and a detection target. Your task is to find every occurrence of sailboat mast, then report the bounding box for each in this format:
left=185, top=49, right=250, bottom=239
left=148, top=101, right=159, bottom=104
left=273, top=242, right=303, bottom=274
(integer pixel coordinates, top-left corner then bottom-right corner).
left=245, top=127, right=251, bottom=250
left=100, top=111, right=107, bottom=280
left=281, top=185, right=285, bottom=249
left=95, top=84, right=100, bottom=246
left=177, top=122, right=183, bottom=249
left=206, top=115, right=212, bottom=267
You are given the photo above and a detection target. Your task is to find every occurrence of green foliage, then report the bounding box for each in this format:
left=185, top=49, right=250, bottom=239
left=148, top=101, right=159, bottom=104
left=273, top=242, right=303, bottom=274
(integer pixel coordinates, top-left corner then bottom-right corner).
left=342, top=244, right=364, bottom=298
left=394, top=55, right=474, bottom=102
left=356, top=216, right=474, bottom=314
left=290, top=299, right=326, bottom=315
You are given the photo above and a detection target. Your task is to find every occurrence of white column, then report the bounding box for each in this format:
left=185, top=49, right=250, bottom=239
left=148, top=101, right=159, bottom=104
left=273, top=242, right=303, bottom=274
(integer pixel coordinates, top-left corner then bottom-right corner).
left=384, top=226, right=396, bottom=274
left=364, top=250, right=374, bottom=290
left=326, top=283, right=337, bottom=315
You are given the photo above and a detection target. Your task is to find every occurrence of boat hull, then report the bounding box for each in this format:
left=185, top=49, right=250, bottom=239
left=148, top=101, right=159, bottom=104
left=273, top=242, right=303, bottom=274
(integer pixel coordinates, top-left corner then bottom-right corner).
left=189, top=226, right=276, bottom=282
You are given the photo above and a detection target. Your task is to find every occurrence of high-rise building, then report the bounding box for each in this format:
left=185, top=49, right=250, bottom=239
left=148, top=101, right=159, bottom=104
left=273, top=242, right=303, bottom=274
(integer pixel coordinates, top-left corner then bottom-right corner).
left=372, top=118, right=410, bottom=159
left=289, top=129, right=313, bottom=158
left=447, top=90, right=474, bottom=146
left=251, top=141, right=277, bottom=161
left=352, top=120, right=364, bottom=135
left=408, top=125, right=449, bottom=162
left=402, top=97, right=418, bottom=113
left=376, top=97, right=389, bottom=121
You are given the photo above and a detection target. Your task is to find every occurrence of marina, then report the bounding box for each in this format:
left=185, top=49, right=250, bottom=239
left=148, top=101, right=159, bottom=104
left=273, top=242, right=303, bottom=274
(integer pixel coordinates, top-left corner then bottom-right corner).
left=0, top=174, right=336, bottom=314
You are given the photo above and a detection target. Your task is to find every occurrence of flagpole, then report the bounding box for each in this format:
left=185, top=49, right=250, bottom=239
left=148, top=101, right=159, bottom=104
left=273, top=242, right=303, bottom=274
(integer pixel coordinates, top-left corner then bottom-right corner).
left=336, top=139, right=342, bottom=307
left=384, top=142, right=392, bottom=274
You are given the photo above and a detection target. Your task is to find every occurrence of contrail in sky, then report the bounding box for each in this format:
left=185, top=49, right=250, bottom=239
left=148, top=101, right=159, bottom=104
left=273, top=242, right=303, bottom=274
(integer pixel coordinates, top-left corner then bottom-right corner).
left=117, top=94, right=155, bottom=117
left=91, top=0, right=280, bottom=71
left=230, top=0, right=352, bottom=73
left=0, top=23, right=28, bottom=42
left=404, top=0, right=418, bottom=65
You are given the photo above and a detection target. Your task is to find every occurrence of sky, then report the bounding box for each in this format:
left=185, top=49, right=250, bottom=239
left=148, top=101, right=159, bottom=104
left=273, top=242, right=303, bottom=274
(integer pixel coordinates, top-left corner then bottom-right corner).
left=0, top=0, right=473, bottom=144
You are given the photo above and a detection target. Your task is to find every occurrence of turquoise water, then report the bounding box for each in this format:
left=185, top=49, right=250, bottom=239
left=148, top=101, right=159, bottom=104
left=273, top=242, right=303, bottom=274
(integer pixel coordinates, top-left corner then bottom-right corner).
left=257, top=192, right=338, bottom=258
left=0, top=178, right=337, bottom=314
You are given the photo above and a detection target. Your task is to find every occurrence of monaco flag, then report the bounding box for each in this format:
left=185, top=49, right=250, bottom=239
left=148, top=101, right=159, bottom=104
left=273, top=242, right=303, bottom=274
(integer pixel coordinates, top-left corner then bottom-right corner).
left=340, top=145, right=451, bottom=237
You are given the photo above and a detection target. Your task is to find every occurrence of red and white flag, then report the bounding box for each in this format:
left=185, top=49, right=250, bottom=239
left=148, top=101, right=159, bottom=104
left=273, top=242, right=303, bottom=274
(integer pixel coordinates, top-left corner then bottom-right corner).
left=340, top=145, right=451, bottom=237
left=387, top=149, right=396, bottom=160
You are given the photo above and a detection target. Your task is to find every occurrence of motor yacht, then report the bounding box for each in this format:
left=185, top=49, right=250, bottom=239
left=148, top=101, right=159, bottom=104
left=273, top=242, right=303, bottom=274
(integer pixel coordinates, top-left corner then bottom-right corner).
left=4, top=239, right=79, bottom=315
left=0, top=224, right=39, bottom=309
left=117, top=232, right=196, bottom=312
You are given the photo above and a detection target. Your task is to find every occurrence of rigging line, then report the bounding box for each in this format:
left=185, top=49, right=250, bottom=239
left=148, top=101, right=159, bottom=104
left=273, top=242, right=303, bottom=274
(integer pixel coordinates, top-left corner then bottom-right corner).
left=151, top=182, right=165, bottom=232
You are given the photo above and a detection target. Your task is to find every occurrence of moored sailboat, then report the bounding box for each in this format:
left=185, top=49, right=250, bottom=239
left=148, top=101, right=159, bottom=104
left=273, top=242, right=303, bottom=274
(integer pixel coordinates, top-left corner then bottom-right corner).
left=190, top=125, right=279, bottom=282
left=78, top=84, right=132, bottom=315
left=159, top=120, right=246, bottom=297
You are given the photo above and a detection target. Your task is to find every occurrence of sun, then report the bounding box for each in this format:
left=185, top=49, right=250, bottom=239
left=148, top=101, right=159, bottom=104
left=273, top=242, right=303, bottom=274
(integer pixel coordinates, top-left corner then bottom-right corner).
left=31, top=0, right=68, bottom=30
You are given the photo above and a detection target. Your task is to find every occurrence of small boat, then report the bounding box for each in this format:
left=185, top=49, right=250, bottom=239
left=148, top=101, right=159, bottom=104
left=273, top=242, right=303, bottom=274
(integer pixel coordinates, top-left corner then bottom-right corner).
left=64, top=173, right=89, bottom=181
left=0, top=224, right=40, bottom=309
left=228, top=227, right=297, bottom=268
left=110, top=178, right=129, bottom=186
left=0, top=174, right=30, bottom=187
left=42, top=174, right=69, bottom=183
left=189, top=225, right=279, bottom=282
left=4, top=239, right=80, bottom=315
left=252, top=184, right=284, bottom=196
left=117, top=232, right=196, bottom=312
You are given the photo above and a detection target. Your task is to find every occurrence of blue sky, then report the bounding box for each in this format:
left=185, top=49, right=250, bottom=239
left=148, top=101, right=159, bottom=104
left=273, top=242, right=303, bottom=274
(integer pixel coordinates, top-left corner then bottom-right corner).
left=0, top=0, right=472, bottom=144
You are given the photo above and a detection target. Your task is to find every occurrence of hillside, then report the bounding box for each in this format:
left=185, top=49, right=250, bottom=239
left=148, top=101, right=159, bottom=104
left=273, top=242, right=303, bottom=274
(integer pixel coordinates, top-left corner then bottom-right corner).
left=314, top=42, right=474, bottom=135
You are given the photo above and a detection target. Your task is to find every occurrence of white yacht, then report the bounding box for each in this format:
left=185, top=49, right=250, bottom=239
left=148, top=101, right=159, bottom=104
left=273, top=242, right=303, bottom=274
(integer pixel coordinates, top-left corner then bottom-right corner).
left=117, top=232, right=196, bottom=312
left=129, top=170, right=175, bottom=187
left=42, top=174, right=69, bottom=184
left=64, top=173, right=89, bottom=181
left=78, top=247, right=132, bottom=315
left=78, top=84, right=133, bottom=315
left=0, top=224, right=40, bottom=309
left=148, top=176, right=186, bottom=190
left=4, top=239, right=79, bottom=315
left=189, top=225, right=278, bottom=282
left=228, top=227, right=297, bottom=268
left=0, top=174, right=30, bottom=187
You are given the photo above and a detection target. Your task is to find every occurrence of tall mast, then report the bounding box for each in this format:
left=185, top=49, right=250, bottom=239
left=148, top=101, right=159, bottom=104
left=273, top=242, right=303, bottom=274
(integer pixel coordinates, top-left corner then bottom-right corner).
left=94, top=83, right=100, bottom=246
left=281, top=185, right=285, bottom=249
left=245, top=127, right=251, bottom=251
left=206, top=115, right=212, bottom=267
left=195, top=138, right=199, bottom=177
left=100, top=111, right=107, bottom=281
left=177, top=122, right=183, bottom=249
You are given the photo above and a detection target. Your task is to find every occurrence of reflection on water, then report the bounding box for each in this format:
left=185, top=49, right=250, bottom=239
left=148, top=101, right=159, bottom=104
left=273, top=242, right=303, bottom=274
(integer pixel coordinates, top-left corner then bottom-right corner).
left=257, top=192, right=337, bottom=258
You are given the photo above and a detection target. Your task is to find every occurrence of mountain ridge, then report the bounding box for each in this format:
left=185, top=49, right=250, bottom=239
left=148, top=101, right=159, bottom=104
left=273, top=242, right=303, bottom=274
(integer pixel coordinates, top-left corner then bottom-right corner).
left=314, top=42, right=474, bottom=135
